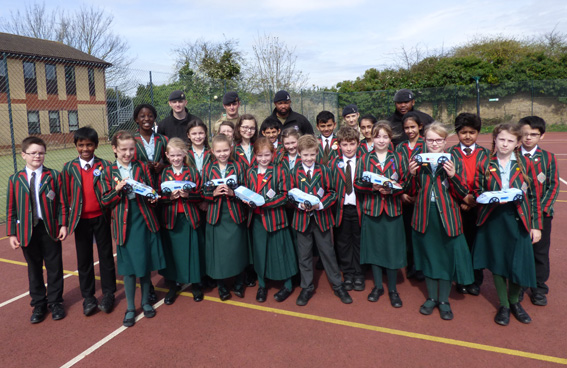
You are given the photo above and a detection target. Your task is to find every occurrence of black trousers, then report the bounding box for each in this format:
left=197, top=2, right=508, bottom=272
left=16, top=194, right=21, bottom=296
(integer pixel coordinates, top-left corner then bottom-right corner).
left=532, top=215, right=552, bottom=294
left=334, top=205, right=362, bottom=280
left=21, top=221, right=63, bottom=307
left=461, top=206, right=484, bottom=285
left=74, top=216, right=116, bottom=299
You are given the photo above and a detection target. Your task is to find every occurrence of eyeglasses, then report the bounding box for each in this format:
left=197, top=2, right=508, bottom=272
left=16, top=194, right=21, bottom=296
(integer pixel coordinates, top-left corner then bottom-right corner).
left=524, top=133, right=541, bottom=138
left=24, top=152, right=46, bottom=157
left=240, top=126, right=256, bottom=132
left=425, top=139, right=445, bottom=145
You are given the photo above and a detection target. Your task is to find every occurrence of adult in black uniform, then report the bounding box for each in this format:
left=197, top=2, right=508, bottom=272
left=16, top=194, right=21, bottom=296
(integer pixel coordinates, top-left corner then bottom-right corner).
left=157, top=90, right=201, bottom=141
left=262, top=90, right=314, bottom=135
left=388, top=89, right=434, bottom=146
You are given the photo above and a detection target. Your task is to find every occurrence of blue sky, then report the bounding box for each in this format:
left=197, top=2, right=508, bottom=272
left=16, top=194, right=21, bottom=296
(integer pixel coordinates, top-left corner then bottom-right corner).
left=2, top=0, right=566, bottom=87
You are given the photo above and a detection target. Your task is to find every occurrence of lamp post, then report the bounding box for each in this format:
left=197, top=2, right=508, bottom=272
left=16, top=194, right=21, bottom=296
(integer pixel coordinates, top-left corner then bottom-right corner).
left=472, top=76, right=481, bottom=117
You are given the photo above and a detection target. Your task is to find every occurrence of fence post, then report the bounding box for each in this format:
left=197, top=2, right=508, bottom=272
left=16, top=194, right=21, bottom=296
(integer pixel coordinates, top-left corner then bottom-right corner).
left=115, top=86, right=121, bottom=125
left=322, top=92, right=326, bottom=111
left=149, top=71, right=154, bottom=107
left=4, top=53, right=18, bottom=173
left=472, top=76, right=481, bottom=117
left=454, top=85, right=458, bottom=120
left=301, top=89, right=304, bottom=115
left=530, top=80, right=534, bottom=115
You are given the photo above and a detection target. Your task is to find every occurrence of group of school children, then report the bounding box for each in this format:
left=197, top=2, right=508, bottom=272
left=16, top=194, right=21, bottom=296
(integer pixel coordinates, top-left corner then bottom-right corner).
left=6, top=102, right=558, bottom=329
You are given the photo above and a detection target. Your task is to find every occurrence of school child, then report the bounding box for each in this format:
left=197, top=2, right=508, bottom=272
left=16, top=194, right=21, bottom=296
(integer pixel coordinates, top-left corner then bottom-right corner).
left=291, top=135, right=352, bottom=306
left=158, top=138, right=203, bottom=305
left=407, top=122, right=474, bottom=320
left=244, top=137, right=298, bottom=302
left=234, top=114, right=259, bottom=169
left=518, top=116, right=559, bottom=306
left=7, top=137, right=67, bottom=323
left=448, top=113, right=489, bottom=296
left=395, top=112, right=426, bottom=281
left=473, top=123, right=542, bottom=326
left=315, top=110, right=339, bottom=165
left=329, top=127, right=364, bottom=292
left=218, top=121, right=235, bottom=146
left=101, top=131, right=165, bottom=327
left=202, top=134, right=249, bottom=300
left=259, top=118, right=283, bottom=153
left=276, top=128, right=302, bottom=171
left=354, top=123, right=407, bottom=307
left=61, top=127, right=116, bottom=316
left=358, top=114, right=377, bottom=154
left=186, top=118, right=212, bottom=175
left=133, top=104, right=168, bottom=177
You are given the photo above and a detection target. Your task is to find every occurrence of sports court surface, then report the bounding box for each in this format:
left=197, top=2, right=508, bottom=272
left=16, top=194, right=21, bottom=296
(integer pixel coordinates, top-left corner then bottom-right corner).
left=1, top=133, right=566, bottom=367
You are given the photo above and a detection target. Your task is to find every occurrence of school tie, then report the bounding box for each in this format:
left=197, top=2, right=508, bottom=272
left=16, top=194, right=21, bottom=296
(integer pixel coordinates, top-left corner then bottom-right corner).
left=323, top=139, right=331, bottom=164
left=463, top=147, right=472, bottom=156
left=84, top=163, right=91, bottom=171
left=524, top=153, right=531, bottom=159
left=307, top=170, right=312, bottom=181
left=345, top=160, right=353, bottom=195
left=30, top=172, right=39, bottom=227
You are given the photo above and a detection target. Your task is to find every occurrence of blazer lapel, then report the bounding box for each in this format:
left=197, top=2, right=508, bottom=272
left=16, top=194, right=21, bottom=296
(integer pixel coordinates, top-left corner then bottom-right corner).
left=488, top=158, right=503, bottom=189
left=17, top=171, right=30, bottom=193
left=39, top=170, right=52, bottom=194
left=258, top=166, right=273, bottom=192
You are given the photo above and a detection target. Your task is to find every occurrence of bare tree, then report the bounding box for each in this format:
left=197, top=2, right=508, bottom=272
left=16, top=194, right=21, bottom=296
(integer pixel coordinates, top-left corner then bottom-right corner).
left=246, top=33, right=309, bottom=95
left=1, top=2, right=132, bottom=85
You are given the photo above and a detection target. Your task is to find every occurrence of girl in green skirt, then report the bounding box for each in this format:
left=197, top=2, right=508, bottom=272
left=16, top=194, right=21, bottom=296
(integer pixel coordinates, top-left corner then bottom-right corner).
left=407, top=123, right=474, bottom=321
left=355, top=122, right=407, bottom=308
left=202, top=134, right=249, bottom=301
left=158, top=138, right=203, bottom=305
left=473, top=123, right=541, bottom=326
left=244, top=137, right=298, bottom=303
left=101, top=131, right=165, bottom=327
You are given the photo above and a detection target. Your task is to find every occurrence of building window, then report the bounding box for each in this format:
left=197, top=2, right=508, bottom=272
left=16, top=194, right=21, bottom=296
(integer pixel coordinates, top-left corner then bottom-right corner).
left=65, top=65, right=76, bottom=95
left=68, top=111, right=79, bottom=131
left=88, top=68, right=96, bottom=97
left=28, top=111, right=41, bottom=135
left=23, top=61, right=37, bottom=94
left=45, top=64, right=58, bottom=95
left=49, top=111, right=61, bottom=133
left=0, top=59, right=7, bottom=93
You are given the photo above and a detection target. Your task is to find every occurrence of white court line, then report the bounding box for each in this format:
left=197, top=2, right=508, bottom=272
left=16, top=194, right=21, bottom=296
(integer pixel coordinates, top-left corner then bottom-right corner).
left=0, top=254, right=117, bottom=308
left=560, top=178, right=567, bottom=186
left=60, top=285, right=190, bottom=368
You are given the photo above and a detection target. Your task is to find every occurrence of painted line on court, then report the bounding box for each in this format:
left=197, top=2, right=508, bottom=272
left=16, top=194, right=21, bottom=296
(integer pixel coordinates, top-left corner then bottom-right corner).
left=560, top=178, right=567, bottom=186
left=2, top=261, right=566, bottom=366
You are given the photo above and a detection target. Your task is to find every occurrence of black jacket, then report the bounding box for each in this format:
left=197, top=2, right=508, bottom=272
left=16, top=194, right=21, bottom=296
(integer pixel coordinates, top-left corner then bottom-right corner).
left=388, top=108, right=434, bottom=146
left=262, top=108, right=314, bottom=135
left=157, top=108, right=200, bottom=141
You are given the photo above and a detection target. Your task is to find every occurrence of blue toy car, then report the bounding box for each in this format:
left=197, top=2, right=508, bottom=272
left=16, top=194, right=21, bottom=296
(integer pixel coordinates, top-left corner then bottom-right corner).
left=234, top=186, right=266, bottom=208
left=119, top=178, right=158, bottom=200
left=160, top=180, right=197, bottom=194
left=204, top=175, right=238, bottom=190
left=287, top=188, right=321, bottom=210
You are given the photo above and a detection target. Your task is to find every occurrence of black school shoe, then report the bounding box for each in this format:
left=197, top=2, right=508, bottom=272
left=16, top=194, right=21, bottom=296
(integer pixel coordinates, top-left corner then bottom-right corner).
left=164, top=286, right=179, bottom=305
left=494, top=306, right=510, bottom=326
left=419, top=298, right=437, bottom=315
left=438, top=301, right=454, bottom=320
left=50, top=303, right=66, bottom=321
left=296, top=288, right=314, bottom=306
left=123, top=310, right=136, bottom=327
left=530, top=292, right=547, bottom=306
left=148, top=284, right=158, bottom=304
left=99, top=293, right=115, bottom=313
left=353, top=279, right=365, bottom=291
left=218, top=286, right=231, bottom=301
left=274, top=287, right=292, bottom=302
left=334, top=286, right=353, bottom=304
left=192, top=286, right=204, bottom=302
left=367, top=287, right=384, bottom=302
left=30, top=305, right=48, bottom=324
left=256, top=287, right=267, bottom=303
left=510, top=303, right=532, bottom=324
left=388, top=291, right=403, bottom=308
left=83, top=297, right=98, bottom=316
left=233, top=284, right=245, bottom=298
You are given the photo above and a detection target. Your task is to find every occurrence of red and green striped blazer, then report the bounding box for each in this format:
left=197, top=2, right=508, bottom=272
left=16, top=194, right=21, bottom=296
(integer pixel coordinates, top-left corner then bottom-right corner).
left=275, top=152, right=302, bottom=173
left=473, top=155, right=542, bottom=231
left=524, top=147, right=559, bottom=217
left=134, top=132, right=168, bottom=163
left=329, top=152, right=362, bottom=227
left=234, top=143, right=255, bottom=170
left=354, top=151, right=407, bottom=222
left=99, top=160, right=160, bottom=246
left=358, top=138, right=372, bottom=155
left=317, top=135, right=340, bottom=165
left=448, top=144, right=490, bottom=197
left=245, top=163, right=290, bottom=232
left=202, top=159, right=247, bottom=225
left=61, top=156, right=111, bottom=234
left=407, top=151, right=468, bottom=236
left=159, top=166, right=202, bottom=230
left=186, top=147, right=212, bottom=174
left=395, top=138, right=425, bottom=163
left=6, top=167, right=66, bottom=247
left=290, top=163, right=337, bottom=232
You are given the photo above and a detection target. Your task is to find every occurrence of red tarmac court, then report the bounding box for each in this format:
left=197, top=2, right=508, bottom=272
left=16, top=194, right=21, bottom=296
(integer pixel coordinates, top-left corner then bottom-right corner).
left=0, top=133, right=566, bottom=367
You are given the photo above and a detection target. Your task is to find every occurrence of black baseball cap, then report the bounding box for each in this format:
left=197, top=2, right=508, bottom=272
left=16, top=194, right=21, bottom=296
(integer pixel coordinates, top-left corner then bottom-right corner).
left=342, top=104, right=359, bottom=116
left=393, top=89, right=414, bottom=102
left=169, top=90, right=186, bottom=101
left=274, top=90, right=291, bottom=103
left=223, top=91, right=239, bottom=105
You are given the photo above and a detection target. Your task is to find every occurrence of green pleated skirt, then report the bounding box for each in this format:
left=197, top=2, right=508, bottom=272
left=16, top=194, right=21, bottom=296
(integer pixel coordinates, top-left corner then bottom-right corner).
left=473, top=203, right=536, bottom=288
left=159, top=213, right=201, bottom=284
left=117, top=200, right=165, bottom=277
left=205, top=202, right=249, bottom=279
left=412, top=203, right=473, bottom=284
left=251, top=215, right=298, bottom=281
left=360, top=213, right=407, bottom=269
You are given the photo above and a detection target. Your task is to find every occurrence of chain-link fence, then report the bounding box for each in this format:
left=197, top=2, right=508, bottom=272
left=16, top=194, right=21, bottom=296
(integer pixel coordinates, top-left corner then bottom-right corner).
left=2, top=51, right=567, bottom=222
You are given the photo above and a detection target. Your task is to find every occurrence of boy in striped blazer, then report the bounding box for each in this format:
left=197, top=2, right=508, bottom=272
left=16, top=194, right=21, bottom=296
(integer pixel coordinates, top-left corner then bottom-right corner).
left=330, top=127, right=364, bottom=291
left=291, top=135, right=352, bottom=306
left=316, top=111, right=339, bottom=166
left=519, top=116, right=560, bottom=306
left=61, top=127, right=116, bottom=316
left=7, top=136, right=68, bottom=323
